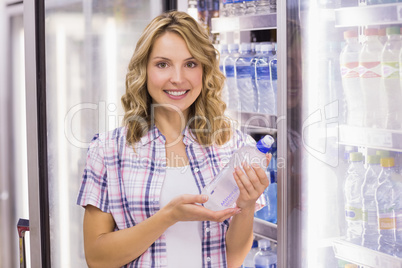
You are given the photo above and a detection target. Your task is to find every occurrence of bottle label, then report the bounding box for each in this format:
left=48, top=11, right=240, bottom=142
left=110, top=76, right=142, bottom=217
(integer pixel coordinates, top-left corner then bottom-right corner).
left=345, top=205, right=362, bottom=221
left=362, top=208, right=377, bottom=224
left=378, top=212, right=396, bottom=230
left=382, top=62, right=399, bottom=79
left=256, top=66, right=270, bottom=80
left=341, top=62, right=359, bottom=78
left=270, top=59, right=277, bottom=80
left=225, top=65, right=235, bottom=77
left=255, top=265, right=276, bottom=268
left=236, top=65, right=252, bottom=78
left=359, top=61, right=381, bottom=78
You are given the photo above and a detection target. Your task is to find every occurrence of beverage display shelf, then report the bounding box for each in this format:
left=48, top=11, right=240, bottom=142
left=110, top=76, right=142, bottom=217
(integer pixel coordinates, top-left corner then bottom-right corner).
left=339, top=125, right=402, bottom=152
left=211, top=13, right=277, bottom=33
left=335, top=3, right=402, bottom=27
left=226, top=110, right=277, bottom=134
left=253, top=217, right=277, bottom=241
left=332, top=238, right=402, bottom=268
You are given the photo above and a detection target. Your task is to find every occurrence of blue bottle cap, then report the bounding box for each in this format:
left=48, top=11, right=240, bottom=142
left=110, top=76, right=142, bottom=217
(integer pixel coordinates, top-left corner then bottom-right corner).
left=257, top=135, right=274, bottom=154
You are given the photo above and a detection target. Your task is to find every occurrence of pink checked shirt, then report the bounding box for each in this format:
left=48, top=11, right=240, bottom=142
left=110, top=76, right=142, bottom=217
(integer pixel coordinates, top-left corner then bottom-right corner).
left=77, top=125, right=253, bottom=267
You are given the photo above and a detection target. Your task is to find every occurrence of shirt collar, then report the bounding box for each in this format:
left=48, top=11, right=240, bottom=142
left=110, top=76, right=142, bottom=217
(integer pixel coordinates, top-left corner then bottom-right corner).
left=139, top=124, right=197, bottom=146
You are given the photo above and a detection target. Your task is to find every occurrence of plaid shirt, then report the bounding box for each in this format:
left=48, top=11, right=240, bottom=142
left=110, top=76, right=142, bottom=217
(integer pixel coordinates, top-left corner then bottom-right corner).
left=77, top=125, right=253, bottom=268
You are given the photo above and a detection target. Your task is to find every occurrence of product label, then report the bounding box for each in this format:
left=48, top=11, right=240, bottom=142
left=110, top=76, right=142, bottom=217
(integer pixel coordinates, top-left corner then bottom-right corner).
left=255, top=265, right=276, bottom=268
left=382, top=62, right=400, bottom=79
left=236, top=65, right=252, bottom=78
left=225, top=65, right=235, bottom=77
left=378, top=212, right=396, bottom=230
left=362, top=208, right=377, bottom=224
left=345, top=205, right=363, bottom=221
left=359, top=61, right=381, bottom=78
left=256, top=66, right=270, bottom=80
left=341, top=62, right=359, bottom=78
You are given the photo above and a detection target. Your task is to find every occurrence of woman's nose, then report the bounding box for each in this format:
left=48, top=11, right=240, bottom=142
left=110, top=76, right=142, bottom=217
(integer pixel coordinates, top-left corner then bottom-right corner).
left=170, top=67, right=184, bottom=84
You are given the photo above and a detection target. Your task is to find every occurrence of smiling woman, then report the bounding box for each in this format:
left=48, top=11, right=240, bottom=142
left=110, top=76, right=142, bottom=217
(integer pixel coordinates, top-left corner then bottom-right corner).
left=76, top=10, right=272, bottom=268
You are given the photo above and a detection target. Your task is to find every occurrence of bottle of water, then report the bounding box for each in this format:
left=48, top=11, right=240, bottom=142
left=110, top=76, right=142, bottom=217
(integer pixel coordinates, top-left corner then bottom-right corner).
left=202, top=135, right=274, bottom=211
left=270, top=0, right=276, bottom=13
left=250, top=43, right=262, bottom=112
left=245, top=0, right=256, bottom=15
left=359, top=28, right=384, bottom=128
left=255, top=0, right=270, bottom=14
left=224, top=43, right=240, bottom=111
left=269, top=45, right=278, bottom=115
left=266, top=169, right=277, bottom=224
left=242, top=240, right=259, bottom=268
left=394, top=152, right=402, bottom=258
left=375, top=157, right=397, bottom=255
left=382, top=26, right=402, bottom=130
left=340, top=30, right=364, bottom=127
left=253, top=239, right=277, bottom=268
left=220, top=0, right=234, bottom=17
left=344, top=152, right=365, bottom=245
left=235, top=43, right=256, bottom=112
left=361, top=154, right=381, bottom=250
left=256, top=44, right=276, bottom=114
left=219, top=44, right=230, bottom=106
left=233, top=0, right=246, bottom=16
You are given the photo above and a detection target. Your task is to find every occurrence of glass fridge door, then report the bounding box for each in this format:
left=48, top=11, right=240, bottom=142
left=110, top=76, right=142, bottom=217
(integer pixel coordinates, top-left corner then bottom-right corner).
left=24, top=1, right=163, bottom=267
left=287, top=0, right=402, bottom=267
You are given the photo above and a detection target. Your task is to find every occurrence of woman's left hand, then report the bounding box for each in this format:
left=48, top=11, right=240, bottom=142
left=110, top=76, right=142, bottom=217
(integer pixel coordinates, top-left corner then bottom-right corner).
left=233, top=153, right=272, bottom=210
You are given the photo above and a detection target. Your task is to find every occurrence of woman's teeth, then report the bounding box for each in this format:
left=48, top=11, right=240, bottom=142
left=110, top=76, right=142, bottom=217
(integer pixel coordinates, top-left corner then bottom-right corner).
left=166, top=90, right=187, bottom=96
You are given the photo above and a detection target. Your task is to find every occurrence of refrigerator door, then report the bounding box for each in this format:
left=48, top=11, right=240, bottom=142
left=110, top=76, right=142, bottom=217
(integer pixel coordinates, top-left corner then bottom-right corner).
left=24, top=1, right=163, bottom=267
left=286, top=0, right=402, bottom=267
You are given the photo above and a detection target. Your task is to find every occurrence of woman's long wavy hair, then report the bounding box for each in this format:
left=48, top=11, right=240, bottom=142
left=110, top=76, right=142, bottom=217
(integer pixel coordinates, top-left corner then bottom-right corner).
left=121, top=11, right=232, bottom=147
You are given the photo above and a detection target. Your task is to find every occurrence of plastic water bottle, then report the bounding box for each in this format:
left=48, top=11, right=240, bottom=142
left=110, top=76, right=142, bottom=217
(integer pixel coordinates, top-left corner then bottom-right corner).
left=270, top=0, right=276, bottom=12
left=201, top=135, right=274, bottom=211
left=255, top=0, right=270, bottom=14
left=382, top=26, right=402, bottom=130
left=225, top=43, right=240, bottom=111
left=375, top=157, right=397, bottom=255
left=394, top=152, right=402, bottom=258
left=361, top=154, right=381, bottom=250
left=250, top=43, right=262, bottom=112
left=266, top=171, right=277, bottom=223
left=235, top=43, right=256, bottom=112
left=359, top=28, right=384, bottom=128
left=253, top=239, right=277, bottom=268
left=245, top=0, right=256, bottom=15
left=219, top=44, right=230, bottom=106
left=340, top=30, right=364, bottom=127
left=256, top=43, right=276, bottom=115
left=233, top=0, right=246, bottom=16
left=269, top=46, right=278, bottom=115
left=344, top=152, right=365, bottom=245
left=220, top=0, right=234, bottom=17
left=242, top=240, right=259, bottom=268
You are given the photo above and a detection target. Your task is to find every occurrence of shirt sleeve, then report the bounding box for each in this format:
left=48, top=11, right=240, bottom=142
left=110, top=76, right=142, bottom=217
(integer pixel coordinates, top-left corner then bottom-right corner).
left=76, top=134, right=110, bottom=213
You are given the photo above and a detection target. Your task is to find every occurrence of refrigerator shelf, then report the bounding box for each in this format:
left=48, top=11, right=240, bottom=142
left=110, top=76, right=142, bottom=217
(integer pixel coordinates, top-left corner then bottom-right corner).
left=253, top=217, right=277, bottom=241
left=339, top=124, right=402, bottom=152
left=335, top=3, right=402, bottom=27
left=211, top=13, right=277, bottom=33
left=226, top=110, right=278, bottom=134
left=332, top=239, right=402, bottom=268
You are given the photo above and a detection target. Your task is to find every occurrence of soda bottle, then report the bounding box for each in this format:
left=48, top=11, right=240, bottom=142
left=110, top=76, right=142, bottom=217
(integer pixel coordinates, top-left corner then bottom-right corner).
left=361, top=154, right=381, bottom=250
left=382, top=26, right=402, bottom=130
left=359, top=28, right=384, bottom=128
left=201, top=135, right=274, bottom=211
left=256, top=44, right=276, bottom=115
left=376, top=157, right=397, bottom=255
left=235, top=43, right=256, bottom=112
left=344, top=152, right=365, bottom=244
left=340, top=30, right=364, bottom=127
left=224, top=43, right=240, bottom=111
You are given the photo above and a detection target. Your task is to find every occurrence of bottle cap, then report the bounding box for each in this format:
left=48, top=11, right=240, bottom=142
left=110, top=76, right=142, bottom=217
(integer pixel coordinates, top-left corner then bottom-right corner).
left=386, top=26, right=400, bottom=36
left=257, top=135, right=274, bottom=154
left=345, top=264, right=358, bottom=268
left=228, top=43, right=239, bottom=52
left=365, top=28, right=379, bottom=36
left=344, top=30, right=357, bottom=39
left=367, top=155, right=380, bottom=164
left=376, top=150, right=390, bottom=159
left=258, top=239, right=271, bottom=250
left=240, top=42, right=251, bottom=52
left=349, top=152, right=363, bottom=162
left=381, top=157, right=395, bottom=168
left=261, top=44, right=273, bottom=52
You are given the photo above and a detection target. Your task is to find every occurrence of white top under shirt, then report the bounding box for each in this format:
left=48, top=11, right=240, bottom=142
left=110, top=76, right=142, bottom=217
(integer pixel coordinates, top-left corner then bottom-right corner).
left=159, top=165, right=203, bottom=268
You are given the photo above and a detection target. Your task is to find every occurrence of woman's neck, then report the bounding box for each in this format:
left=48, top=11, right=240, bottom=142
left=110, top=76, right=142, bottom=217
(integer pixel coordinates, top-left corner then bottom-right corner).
left=153, top=108, right=188, bottom=142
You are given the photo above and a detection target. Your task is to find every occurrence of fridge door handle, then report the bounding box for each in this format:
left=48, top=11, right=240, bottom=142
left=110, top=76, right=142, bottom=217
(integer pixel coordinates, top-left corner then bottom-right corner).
left=17, top=218, right=30, bottom=268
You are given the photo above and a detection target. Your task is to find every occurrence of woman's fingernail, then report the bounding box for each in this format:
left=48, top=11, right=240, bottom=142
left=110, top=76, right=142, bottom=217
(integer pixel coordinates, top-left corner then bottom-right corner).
left=202, top=195, right=208, bottom=201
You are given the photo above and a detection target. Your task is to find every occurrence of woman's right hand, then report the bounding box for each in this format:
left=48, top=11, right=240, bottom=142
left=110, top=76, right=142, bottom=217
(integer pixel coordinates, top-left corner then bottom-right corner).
left=163, top=194, right=241, bottom=224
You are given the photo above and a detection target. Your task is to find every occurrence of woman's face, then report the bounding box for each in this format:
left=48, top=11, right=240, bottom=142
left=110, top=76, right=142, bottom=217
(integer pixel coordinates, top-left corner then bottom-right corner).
left=146, top=31, right=203, bottom=117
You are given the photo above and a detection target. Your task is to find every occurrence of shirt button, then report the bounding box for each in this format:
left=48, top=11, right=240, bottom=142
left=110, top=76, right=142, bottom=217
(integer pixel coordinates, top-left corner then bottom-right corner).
left=194, top=167, right=200, bottom=172
left=205, top=227, right=210, bottom=233
left=206, top=257, right=211, bottom=262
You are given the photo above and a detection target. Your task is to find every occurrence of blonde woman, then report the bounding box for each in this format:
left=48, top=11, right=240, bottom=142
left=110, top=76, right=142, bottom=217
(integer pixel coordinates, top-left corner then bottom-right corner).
left=77, top=11, right=272, bottom=268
